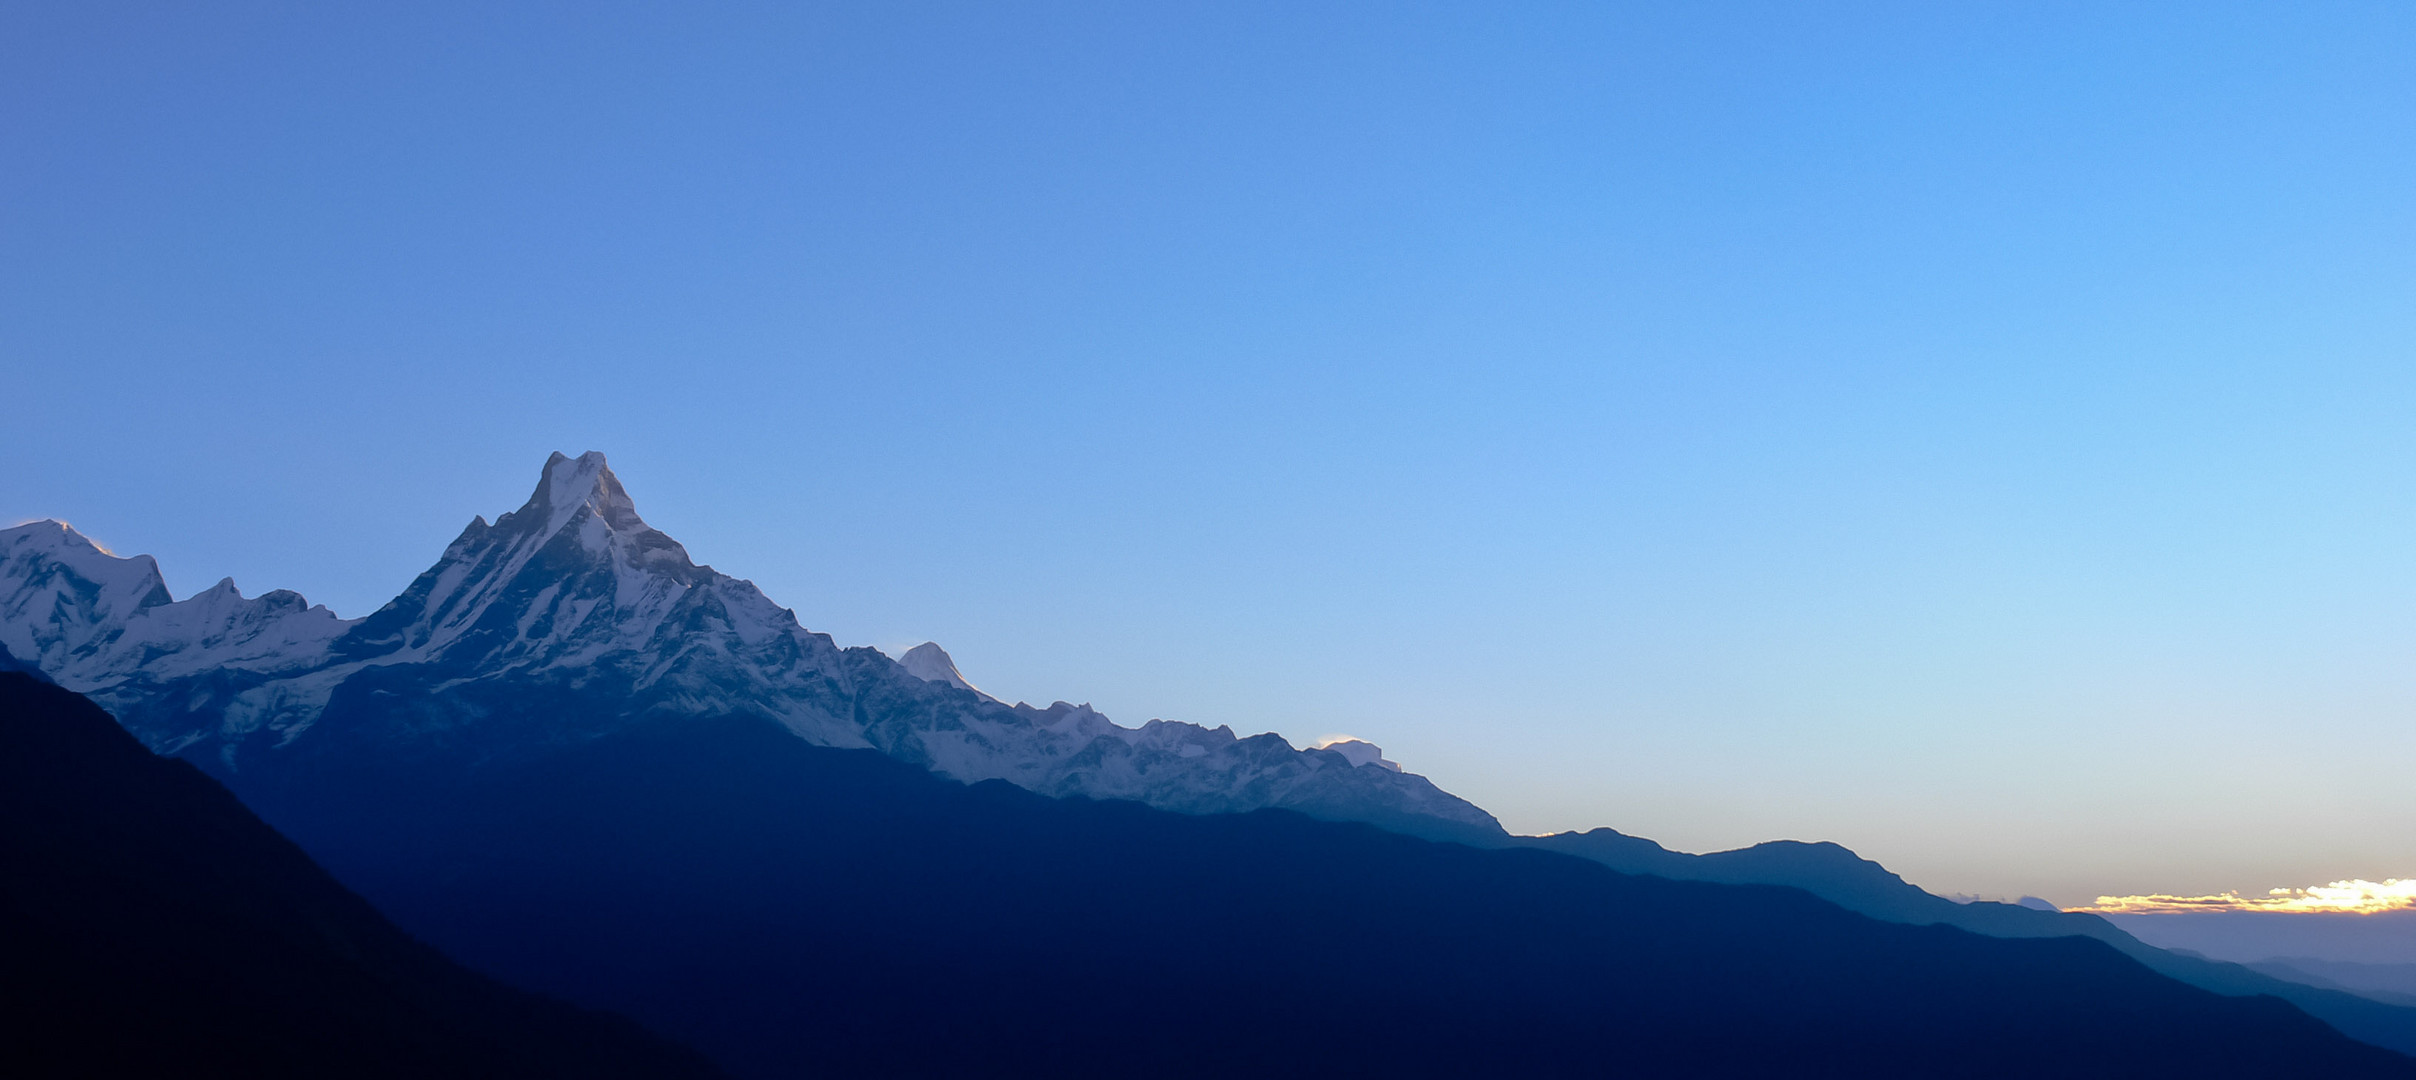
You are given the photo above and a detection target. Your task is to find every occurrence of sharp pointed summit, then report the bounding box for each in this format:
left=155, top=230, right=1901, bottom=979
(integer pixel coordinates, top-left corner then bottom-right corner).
left=338, top=450, right=720, bottom=670
left=898, top=641, right=991, bottom=701
left=531, top=450, right=653, bottom=540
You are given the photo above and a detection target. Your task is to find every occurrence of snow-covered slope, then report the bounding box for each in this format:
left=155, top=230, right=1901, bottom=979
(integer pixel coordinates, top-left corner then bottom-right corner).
left=0, top=521, right=357, bottom=751
left=0, top=453, right=1503, bottom=842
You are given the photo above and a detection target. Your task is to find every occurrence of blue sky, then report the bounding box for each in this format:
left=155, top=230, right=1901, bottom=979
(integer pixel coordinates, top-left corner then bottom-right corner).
left=5, top=2, right=2413, bottom=903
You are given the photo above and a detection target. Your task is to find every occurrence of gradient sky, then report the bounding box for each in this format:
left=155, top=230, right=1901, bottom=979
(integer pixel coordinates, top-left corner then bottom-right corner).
left=5, top=2, right=2413, bottom=904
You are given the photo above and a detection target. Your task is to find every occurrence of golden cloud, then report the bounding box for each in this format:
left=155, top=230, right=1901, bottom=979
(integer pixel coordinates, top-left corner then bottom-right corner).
left=2077, top=879, right=2416, bottom=916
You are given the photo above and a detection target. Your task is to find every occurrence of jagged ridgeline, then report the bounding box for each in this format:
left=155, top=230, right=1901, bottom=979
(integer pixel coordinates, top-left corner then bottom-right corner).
left=0, top=451, right=1501, bottom=844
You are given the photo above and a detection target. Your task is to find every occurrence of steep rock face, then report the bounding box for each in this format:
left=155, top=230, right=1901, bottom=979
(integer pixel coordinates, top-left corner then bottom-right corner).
left=302, top=451, right=868, bottom=757
left=0, top=453, right=1501, bottom=841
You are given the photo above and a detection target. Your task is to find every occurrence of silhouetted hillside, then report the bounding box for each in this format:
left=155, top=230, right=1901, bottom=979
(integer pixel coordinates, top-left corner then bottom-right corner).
left=1524, top=828, right=2416, bottom=1054
left=0, top=671, right=721, bottom=1080
left=233, top=703, right=2416, bottom=1079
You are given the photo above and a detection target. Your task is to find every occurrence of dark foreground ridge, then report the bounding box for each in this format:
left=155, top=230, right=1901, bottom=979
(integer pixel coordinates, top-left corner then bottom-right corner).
left=236, top=696, right=2415, bottom=1079
left=0, top=670, right=721, bottom=1080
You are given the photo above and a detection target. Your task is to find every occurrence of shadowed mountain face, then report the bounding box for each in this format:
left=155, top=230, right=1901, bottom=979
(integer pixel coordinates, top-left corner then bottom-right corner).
left=0, top=639, right=46, bottom=681
left=219, top=700, right=2416, bottom=1080
left=0, top=670, right=720, bottom=1080
left=1523, top=828, right=2416, bottom=1055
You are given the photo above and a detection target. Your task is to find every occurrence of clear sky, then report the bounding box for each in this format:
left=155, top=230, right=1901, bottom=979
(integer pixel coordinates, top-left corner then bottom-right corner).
left=5, top=2, right=2412, bottom=904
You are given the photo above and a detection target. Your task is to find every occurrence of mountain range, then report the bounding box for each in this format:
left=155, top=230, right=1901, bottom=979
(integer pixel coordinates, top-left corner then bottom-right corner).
left=7, top=451, right=2414, bottom=1076
left=0, top=451, right=1498, bottom=844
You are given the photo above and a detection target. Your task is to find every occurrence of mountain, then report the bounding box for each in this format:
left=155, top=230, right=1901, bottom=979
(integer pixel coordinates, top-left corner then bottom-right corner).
left=0, top=521, right=354, bottom=754
left=18, top=622, right=2400, bottom=1076
left=0, top=451, right=1500, bottom=843
left=1307, top=734, right=1404, bottom=770
left=897, top=639, right=992, bottom=698
left=17, top=450, right=2416, bottom=1067
left=1525, top=828, right=2416, bottom=1055
left=221, top=698, right=2416, bottom=1079
left=0, top=669, right=720, bottom=1079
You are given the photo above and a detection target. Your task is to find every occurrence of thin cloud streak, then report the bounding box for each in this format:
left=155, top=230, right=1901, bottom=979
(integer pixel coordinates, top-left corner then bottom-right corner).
left=2080, top=879, right=2416, bottom=915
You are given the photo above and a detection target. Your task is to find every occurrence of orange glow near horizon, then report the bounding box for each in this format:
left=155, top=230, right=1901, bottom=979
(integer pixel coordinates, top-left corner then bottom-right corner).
left=2079, top=878, right=2416, bottom=916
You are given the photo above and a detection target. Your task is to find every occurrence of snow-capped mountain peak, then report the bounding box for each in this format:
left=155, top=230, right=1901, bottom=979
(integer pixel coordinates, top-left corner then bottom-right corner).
left=536, top=450, right=653, bottom=542
left=1, top=520, right=171, bottom=678
left=314, top=450, right=865, bottom=746
left=339, top=450, right=717, bottom=664
left=1309, top=736, right=1405, bottom=772
left=1, top=453, right=1505, bottom=844
left=898, top=641, right=993, bottom=701
left=0, top=520, right=354, bottom=705
left=1, top=520, right=173, bottom=638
